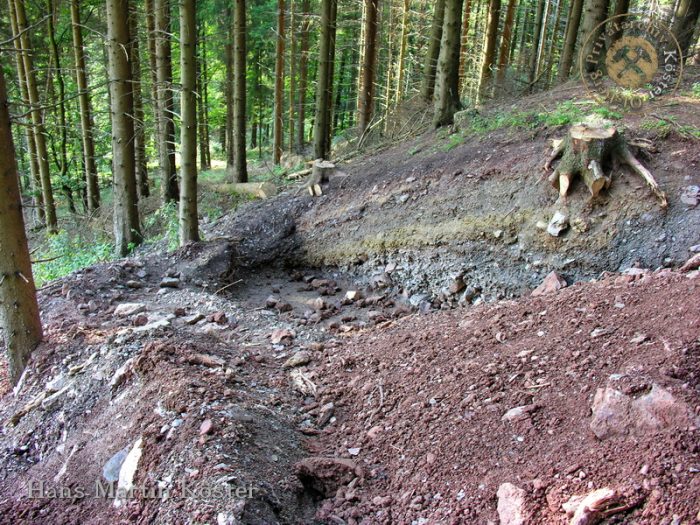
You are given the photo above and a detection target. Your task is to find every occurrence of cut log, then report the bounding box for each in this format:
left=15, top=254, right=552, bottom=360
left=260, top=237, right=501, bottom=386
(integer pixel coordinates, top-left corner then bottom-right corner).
left=543, top=115, right=665, bottom=206
left=288, top=168, right=312, bottom=180
left=216, top=182, right=277, bottom=199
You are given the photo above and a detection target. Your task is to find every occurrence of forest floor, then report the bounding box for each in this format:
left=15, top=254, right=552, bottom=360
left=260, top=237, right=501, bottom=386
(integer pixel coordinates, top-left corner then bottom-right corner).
left=0, top=71, right=699, bottom=524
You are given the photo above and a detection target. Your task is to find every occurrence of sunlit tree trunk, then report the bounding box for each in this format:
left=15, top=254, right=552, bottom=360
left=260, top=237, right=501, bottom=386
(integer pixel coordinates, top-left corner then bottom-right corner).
left=0, top=67, right=43, bottom=385
left=274, top=0, right=286, bottom=164
left=579, top=0, right=610, bottom=73
left=8, top=0, right=44, bottom=225
left=672, top=0, right=700, bottom=59
left=478, top=0, right=501, bottom=98
left=395, top=0, right=410, bottom=105
left=155, top=0, right=179, bottom=202
left=495, top=0, right=517, bottom=87
left=313, top=0, right=335, bottom=159
left=13, top=0, right=57, bottom=232
left=70, top=0, right=100, bottom=212
left=288, top=0, right=296, bottom=153
left=421, top=0, right=445, bottom=101
left=179, top=0, right=198, bottom=244
left=527, top=0, right=546, bottom=87
left=296, top=0, right=311, bottom=151
left=457, top=0, right=472, bottom=93
left=558, top=0, right=584, bottom=82
left=106, top=0, right=142, bottom=256
left=233, top=0, right=248, bottom=182
left=433, top=0, right=463, bottom=127
left=129, top=3, right=149, bottom=199
left=358, top=0, right=379, bottom=133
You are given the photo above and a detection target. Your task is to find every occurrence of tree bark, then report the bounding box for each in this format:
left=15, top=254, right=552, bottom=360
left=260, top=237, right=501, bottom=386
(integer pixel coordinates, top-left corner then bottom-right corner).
left=579, top=0, right=610, bottom=73
left=558, top=0, right=584, bottom=82
left=671, top=0, right=700, bottom=59
left=433, top=0, right=463, bottom=127
left=197, top=27, right=211, bottom=170
left=70, top=0, right=101, bottom=211
left=395, top=0, right=410, bottom=105
left=527, top=0, right=546, bottom=86
left=8, top=0, right=44, bottom=226
left=106, top=0, right=142, bottom=256
left=358, top=0, right=379, bottom=133
left=129, top=3, right=149, bottom=199
left=421, top=0, right=446, bottom=101
left=478, top=0, right=501, bottom=98
left=326, top=0, right=338, bottom=140
left=13, top=0, right=57, bottom=232
left=496, top=0, right=517, bottom=86
left=296, top=0, right=311, bottom=151
left=0, top=66, right=43, bottom=385
left=155, top=0, right=179, bottom=202
left=274, top=0, right=286, bottom=164
left=288, top=0, right=296, bottom=153
left=225, top=9, right=234, bottom=168
left=313, top=0, right=335, bottom=159
left=457, top=0, right=472, bottom=93
left=233, top=0, right=248, bottom=182
left=179, top=0, right=199, bottom=245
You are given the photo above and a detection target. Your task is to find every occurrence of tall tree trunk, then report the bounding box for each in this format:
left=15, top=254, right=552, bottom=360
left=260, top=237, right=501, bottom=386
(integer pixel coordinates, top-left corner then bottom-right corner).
left=609, top=0, right=629, bottom=41
left=326, top=0, right=338, bottom=140
left=672, top=0, right=700, bottom=59
left=296, top=0, right=311, bottom=151
left=274, top=0, right=286, bottom=164
left=106, top=0, right=142, bottom=256
left=421, top=0, right=446, bottom=101
left=495, top=0, right=517, bottom=86
left=225, top=10, right=234, bottom=169
left=288, top=0, right=296, bottom=153
left=457, top=0, right=473, bottom=93
left=579, top=0, right=610, bottom=73
left=313, top=0, right=335, bottom=159
left=478, top=0, right=501, bottom=98
left=433, top=0, right=463, bottom=127
left=558, top=0, right=584, bottom=82
left=179, top=0, right=199, bottom=244
left=47, top=0, right=75, bottom=215
left=334, top=47, right=348, bottom=129
left=197, top=28, right=210, bottom=170
left=145, top=0, right=161, bottom=180
left=70, top=0, right=100, bottom=212
left=155, top=0, right=179, bottom=202
left=0, top=67, right=43, bottom=384
left=383, top=0, right=396, bottom=123
left=395, top=0, right=410, bottom=105
left=8, top=0, right=44, bottom=226
left=544, top=0, right=565, bottom=85
left=13, top=0, right=57, bottom=232
left=358, top=0, right=379, bottom=132
left=233, top=0, right=248, bottom=182
left=129, top=3, right=149, bottom=199
left=534, top=0, right=551, bottom=79
left=527, top=0, right=546, bottom=86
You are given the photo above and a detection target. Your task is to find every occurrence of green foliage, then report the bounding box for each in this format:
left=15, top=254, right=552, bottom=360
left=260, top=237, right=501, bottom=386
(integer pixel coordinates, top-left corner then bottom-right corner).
left=144, top=201, right=180, bottom=250
left=441, top=133, right=465, bottom=152
left=690, top=83, right=700, bottom=99
left=32, top=231, right=113, bottom=287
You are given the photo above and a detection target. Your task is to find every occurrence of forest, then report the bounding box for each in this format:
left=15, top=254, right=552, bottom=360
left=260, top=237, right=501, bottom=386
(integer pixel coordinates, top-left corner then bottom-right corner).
left=1, top=0, right=700, bottom=522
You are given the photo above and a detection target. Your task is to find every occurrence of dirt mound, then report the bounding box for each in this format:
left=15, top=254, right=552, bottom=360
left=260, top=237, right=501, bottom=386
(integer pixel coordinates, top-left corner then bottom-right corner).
left=306, top=269, right=700, bottom=523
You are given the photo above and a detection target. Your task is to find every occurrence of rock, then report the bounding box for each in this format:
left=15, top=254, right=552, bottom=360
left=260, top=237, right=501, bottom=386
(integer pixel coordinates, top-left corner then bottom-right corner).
left=159, top=277, right=180, bottom=288
left=367, top=425, right=382, bottom=439
left=110, top=358, right=134, bottom=390
left=307, top=342, right=325, bottom=352
left=114, top=438, right=143, bottom=508
left=497, top=483, right=527, bottom=525
left=502, top=404, right=538, bottom=423
left=103, top=446, right=130, bottom=482
left=370, top=273, right=393, bottom=289
left=563, top=488, right=618, bottom=525
left=317, top=402, right=335, bottom=427
left=200, top=419, right=215, bottom=435
left=295, top=457, right=364, bottom=497
left=277, top=302, right=293, bottom=312
left=311, top=278, right=334, bottom=289
left=173, top=307, right=186, bottom=317
left=283, top=351, right=312, bottom=369
left=114, top=303, right=146, bottom=317
left=45, top=375, right=67, bottom=394
left=367, top=310, right=386, bottom=321
left=184, top=313, right=205, bottom=325
left=590, top=384, right=695, bottom=440
left=271, top=328, right=295, bottom=344
left=680, top=185, right=699, bottom=206
left=207, top=311, right=228, bottom=325
left=125, top=280, right=142, bottom=289
left=345, top=290, right=361, bottom=301
left=448, top=277, right=466, bottom=295
left=532, top=271, right=567, bottom=296
left=680, top=253, right=700, bottom=273
left=547, top=211, right=569, bottom=237
left=188, top=353, right=226, bottom=368
left=310, top=297, right=327, bottom=311
left=409, top=294, right=430, bottom=307
left=132, top=314, right=149, bottom=327
left=347, top=447, right=361, bottom=456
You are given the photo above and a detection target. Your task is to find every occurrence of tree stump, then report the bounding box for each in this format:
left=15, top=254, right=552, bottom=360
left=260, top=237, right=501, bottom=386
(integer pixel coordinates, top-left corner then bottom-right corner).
left=306, top=159, right=335, bottom=197
left=544, top=116, right=666, bottom=206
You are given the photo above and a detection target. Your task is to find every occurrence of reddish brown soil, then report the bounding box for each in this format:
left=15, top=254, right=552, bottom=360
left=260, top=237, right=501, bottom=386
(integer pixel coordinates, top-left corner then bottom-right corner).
left=307, top=270, right=700, bottom=524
